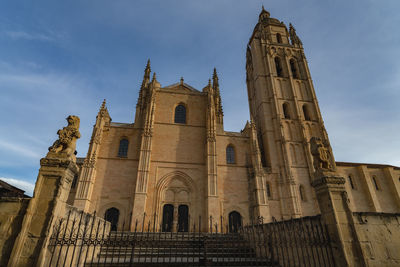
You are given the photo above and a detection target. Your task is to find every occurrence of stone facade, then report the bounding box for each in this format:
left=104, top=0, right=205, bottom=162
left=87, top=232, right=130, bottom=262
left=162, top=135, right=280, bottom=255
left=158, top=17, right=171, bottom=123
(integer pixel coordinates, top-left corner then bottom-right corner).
left=64, top=8, right=400, bottom=234
left=1, top=8, right=399, bottom=267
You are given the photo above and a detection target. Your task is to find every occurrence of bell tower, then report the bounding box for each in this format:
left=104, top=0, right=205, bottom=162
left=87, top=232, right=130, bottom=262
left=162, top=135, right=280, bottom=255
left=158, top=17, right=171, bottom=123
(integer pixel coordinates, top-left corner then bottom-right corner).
left=246, top=8, right=333, bottom=219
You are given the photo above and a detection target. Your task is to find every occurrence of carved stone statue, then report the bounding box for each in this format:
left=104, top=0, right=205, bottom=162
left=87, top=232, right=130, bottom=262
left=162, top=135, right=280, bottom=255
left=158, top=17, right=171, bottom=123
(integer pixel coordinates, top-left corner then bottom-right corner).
left=48, top=115, right=81, bottom=158
left=289, top=23, right=302, bottom=46
left=310, top=137, right=334, bottom=173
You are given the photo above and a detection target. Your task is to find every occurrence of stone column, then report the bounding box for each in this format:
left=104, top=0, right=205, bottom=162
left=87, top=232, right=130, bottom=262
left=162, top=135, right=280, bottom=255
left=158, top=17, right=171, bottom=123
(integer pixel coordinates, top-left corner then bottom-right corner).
left=8, top=116, right=80, bottom=267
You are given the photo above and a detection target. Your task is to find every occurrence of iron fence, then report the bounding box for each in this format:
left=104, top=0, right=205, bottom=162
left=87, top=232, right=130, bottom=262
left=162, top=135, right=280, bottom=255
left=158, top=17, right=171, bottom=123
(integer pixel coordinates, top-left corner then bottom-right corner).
left=46, top=211, right=335, bottom=266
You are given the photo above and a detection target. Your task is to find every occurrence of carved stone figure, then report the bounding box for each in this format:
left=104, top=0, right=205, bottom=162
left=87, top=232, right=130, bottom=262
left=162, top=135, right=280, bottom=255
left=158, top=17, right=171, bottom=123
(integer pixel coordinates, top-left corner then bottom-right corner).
left=289, top=23, right=302, bottom=46
left=48, top=115, right=81, bottom=158
left=310, top=137, right=333, bottom=172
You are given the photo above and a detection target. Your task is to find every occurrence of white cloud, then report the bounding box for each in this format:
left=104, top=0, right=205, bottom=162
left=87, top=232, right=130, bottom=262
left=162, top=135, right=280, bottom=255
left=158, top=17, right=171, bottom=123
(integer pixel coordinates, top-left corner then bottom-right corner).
left=0, top=177, right=35, bottom=196
left=5, top=30, right=59, bottom=42
left=0, top=139, right=40, bottom=159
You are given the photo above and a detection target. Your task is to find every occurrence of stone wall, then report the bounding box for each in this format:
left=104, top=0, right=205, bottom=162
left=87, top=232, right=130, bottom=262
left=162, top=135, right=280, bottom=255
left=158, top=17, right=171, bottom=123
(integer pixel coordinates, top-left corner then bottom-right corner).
left=352, top=212, right=400, bottom=266
left=0, top=197, right=30, bottom=267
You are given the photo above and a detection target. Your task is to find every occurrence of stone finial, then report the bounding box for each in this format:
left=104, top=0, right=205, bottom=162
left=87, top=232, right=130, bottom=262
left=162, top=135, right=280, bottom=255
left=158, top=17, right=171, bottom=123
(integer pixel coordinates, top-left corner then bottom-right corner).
left=48, top=115, right=81, bottom=159
left=259, top=6, right=270, bottom=22
left=289, top=23, right=302, bottom=46
left=180, top=77, right=184, bottom=85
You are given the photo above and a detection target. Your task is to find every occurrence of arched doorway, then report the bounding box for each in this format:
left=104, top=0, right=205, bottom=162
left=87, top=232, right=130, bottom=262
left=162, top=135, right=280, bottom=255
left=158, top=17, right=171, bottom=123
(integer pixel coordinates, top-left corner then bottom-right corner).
left=229, top=211, right=242, bottom=233
left=178, top=205, right=189, bottom=232
left=162, top=204, right=174, bottom=232
left=104, top=207, right=119, bottom=231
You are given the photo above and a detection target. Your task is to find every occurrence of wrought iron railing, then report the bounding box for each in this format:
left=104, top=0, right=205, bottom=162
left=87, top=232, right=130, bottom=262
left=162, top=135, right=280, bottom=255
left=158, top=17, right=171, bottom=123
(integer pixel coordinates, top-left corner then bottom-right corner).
left=46, top=211, right=335, bottom=266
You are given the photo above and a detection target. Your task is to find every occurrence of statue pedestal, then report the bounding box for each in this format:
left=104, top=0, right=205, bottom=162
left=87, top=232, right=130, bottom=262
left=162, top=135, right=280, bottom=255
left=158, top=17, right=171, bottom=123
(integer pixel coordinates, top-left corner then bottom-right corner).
left=8, top=157, right=78, bottom=267
left=311, top=175, right=364, bottom=267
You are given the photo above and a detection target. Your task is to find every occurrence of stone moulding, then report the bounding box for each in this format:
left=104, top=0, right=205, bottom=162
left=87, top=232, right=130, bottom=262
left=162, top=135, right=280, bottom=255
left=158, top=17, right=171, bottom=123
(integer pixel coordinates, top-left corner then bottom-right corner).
left=40, top=158, right=78, bottom=173
left=311, top=176, right=345, bottom=188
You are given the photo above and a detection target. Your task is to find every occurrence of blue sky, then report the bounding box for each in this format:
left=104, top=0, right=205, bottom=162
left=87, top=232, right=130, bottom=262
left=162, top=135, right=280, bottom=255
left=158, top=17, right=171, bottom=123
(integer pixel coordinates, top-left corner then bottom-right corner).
left=1, top=0, right=399, bottom=196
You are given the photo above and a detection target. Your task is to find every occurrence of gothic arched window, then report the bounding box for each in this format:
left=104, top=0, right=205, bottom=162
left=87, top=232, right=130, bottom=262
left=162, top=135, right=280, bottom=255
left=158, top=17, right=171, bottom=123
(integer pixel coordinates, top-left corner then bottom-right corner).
left=118, top=139, right=129, bottom=157
left=283, top=102, right=291, bottom=119
left=299, top=185, right=306, bottom=201
left=274, top=57, right=283, bottom=77
left=276, top=33, right=282, bottom=43
left=303, top=104, right=311, bottom=121
left=290, top=59, right=299, bottom=79
left=105, top=207, right=120, bottom=231
left=226, top=145, right=235, bottom=164
left=174, top=104, right=186, bottom=124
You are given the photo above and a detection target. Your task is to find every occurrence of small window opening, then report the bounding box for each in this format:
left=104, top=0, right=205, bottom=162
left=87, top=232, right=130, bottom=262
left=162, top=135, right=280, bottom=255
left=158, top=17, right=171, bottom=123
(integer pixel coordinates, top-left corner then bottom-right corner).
left=174, top=104, right=186, bottom=124
left=276, top=33, right=282, bottom=43
left=283, top=103, right=291, bottom=119
left=299, top=185, right=306, bottom=201
left=290, top=59, right=299, bottom=79
left=226, top=145, right=235, bottom=164
left=348, top=175, right=355, bottom=189
left=118, top=139, right=129, bottom=157
left=275, top=57, right=283, bottom=77
left=372, top=176, right=379, bottom=190
left=303, top=105, right=311, bottom=121
left=266, top=182, right=272, bottom=198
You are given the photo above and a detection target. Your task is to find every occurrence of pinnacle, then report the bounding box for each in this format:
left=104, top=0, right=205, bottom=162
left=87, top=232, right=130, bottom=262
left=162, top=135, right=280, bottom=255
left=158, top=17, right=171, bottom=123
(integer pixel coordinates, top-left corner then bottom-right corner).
left=100, top=99, right=106, bottom=109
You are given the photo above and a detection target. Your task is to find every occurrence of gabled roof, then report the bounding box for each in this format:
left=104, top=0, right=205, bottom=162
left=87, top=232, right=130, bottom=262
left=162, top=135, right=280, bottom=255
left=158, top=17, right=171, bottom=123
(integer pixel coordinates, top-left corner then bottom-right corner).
left=162, top=81, right=202, bottom=94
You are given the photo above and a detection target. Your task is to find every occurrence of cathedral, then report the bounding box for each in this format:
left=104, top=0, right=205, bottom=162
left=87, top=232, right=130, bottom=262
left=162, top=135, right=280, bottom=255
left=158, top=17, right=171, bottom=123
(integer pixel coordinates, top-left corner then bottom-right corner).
left=68, top=8, right=400, bottom=232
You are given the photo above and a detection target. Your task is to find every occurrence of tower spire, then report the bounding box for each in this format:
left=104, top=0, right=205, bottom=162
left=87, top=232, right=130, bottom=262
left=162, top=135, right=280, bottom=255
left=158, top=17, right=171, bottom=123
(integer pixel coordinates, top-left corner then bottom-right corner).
left=212, top=68, right=223, bottom=123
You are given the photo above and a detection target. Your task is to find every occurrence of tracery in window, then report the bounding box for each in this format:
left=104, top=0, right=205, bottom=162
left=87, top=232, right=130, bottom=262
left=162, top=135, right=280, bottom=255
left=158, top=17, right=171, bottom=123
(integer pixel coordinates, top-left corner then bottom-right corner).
left=226, top=145, right=235, bottom=164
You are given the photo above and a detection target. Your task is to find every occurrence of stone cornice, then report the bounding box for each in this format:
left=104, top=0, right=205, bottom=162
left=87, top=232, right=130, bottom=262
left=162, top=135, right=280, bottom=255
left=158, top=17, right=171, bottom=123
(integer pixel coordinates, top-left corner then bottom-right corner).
left=311, top=175, right=345, bottom=188
left=40, top=157, right=78, bottom=173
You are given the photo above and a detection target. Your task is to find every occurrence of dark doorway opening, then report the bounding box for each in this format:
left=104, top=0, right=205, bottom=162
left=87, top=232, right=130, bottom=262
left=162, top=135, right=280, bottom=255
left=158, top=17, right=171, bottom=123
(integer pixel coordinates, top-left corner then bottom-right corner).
left=105, top=207, right=120, bottom=231
left=178, top=205, right=189, bottom=232
left=229, top=211, right=242, bottom=233
left=162, top=204, right=174, bottom=232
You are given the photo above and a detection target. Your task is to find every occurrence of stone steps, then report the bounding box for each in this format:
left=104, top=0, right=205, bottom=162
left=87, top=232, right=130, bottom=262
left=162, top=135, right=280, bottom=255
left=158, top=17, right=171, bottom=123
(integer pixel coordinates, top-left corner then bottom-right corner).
left=85, top=232, right=276, bottom=266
